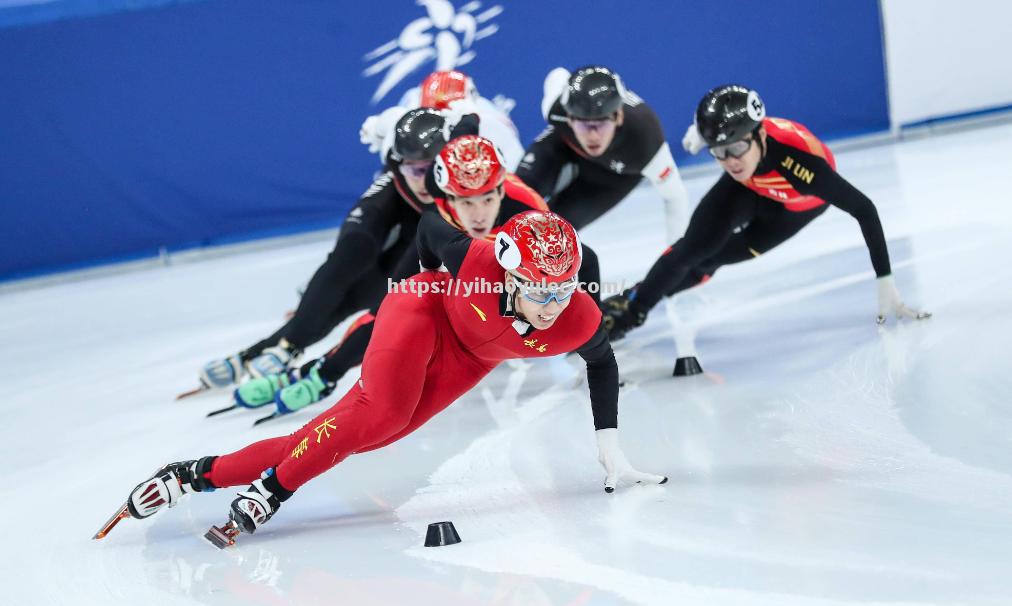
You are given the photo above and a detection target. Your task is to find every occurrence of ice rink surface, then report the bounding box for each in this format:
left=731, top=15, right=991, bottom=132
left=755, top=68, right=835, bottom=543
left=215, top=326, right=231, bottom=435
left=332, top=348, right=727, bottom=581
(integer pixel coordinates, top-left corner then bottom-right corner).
left=4, top=121, right=1012, bottom=605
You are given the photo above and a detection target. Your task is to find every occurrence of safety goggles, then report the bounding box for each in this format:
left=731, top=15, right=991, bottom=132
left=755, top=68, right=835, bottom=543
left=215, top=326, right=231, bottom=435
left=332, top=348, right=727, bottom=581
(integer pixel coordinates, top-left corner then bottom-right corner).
left=398, top=160, right=432, bottom=179
left=569, top=117, right=617, bottom=135
left=708, top=137, right=754, bottom=160
left=514, top=277, right=580, bottom=305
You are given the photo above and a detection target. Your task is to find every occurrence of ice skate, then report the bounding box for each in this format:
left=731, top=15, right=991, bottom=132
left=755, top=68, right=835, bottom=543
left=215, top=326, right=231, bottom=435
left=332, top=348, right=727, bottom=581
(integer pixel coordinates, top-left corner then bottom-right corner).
left=205, top=477, right=283, bottom=549
left=601, top=289, right=646, bottom=341
left=233, top=370, right=298, bottom=409
left=253, top=363, right=332, bottom=425
left=94, top=457, right=216, bottom=540
left=246, top=341, right=300, bottom=379
left=197, top=354, right=246, bottom=390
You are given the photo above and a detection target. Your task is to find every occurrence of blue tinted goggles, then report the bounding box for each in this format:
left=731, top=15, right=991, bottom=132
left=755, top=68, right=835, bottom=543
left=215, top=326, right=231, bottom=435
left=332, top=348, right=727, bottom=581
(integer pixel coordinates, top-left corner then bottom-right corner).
left=515, top=277, right=579, bottom=305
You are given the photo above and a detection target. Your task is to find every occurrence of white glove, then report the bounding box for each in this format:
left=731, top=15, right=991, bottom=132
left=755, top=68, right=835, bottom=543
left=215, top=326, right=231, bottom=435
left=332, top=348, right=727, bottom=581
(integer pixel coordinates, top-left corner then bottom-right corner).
left=876, top=275, right=931, bottom=325
left=359, top=106, right=407, bottom=155
left=491, top=93, right=516, bottom=116
left=359, top=115, right=384, bottom=153
left=595, top=428, right=668, bottom=493
left=681, top=123, right=706, bottom=155
left=541, top=67, right=571, bottom=120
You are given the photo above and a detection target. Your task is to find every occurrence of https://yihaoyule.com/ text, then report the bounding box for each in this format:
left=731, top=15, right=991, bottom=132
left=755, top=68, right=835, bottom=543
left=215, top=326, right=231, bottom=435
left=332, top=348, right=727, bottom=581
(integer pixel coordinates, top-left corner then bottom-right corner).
left=387, top=277, right=628, bottom=298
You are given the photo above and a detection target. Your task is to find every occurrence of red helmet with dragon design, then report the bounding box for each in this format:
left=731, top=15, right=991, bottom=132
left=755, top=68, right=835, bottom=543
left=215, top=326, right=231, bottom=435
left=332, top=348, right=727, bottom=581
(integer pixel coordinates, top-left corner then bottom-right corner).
left=494, top=210, right=582, bottom=284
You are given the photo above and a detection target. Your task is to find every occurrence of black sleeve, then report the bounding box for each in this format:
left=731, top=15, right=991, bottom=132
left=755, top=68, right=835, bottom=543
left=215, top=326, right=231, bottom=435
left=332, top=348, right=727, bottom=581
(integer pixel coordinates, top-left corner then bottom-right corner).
left=514, top=125, right=570, bottom=200
left=577, top=243, right=602, bottom=304
left=416, top=210, right=473, bottom=277
left=780, top=146, right=892, bottom=277
left=282, top=176, right=399, bottom=348
left=339, top=173, right=400, bottom=243
left=575, top=323, right=619, bottom=430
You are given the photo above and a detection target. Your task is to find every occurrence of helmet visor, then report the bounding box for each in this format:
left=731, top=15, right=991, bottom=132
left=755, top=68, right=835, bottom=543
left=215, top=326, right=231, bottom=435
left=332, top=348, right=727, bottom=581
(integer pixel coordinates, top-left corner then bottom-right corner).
left=569, top=117, right=618, bottom=135
left=398, top=160, right=432, bottom=179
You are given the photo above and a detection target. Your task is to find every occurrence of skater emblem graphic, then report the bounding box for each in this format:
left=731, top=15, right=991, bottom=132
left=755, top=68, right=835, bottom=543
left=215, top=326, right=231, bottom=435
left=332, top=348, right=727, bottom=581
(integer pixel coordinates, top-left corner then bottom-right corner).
left=362, top=0, right=504, bottom=103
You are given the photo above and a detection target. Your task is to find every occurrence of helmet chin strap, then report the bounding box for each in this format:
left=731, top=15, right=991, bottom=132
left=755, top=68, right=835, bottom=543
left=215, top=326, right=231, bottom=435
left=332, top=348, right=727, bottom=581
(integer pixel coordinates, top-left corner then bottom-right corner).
left=504, top=273, right=531, bottom=323
left=512, top=291, right=531, bottom=324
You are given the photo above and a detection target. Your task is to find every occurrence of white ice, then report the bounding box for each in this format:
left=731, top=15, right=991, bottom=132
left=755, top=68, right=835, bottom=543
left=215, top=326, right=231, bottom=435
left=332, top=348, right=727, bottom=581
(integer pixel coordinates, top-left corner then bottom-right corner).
left=4, top=120, right=1012, bottom=606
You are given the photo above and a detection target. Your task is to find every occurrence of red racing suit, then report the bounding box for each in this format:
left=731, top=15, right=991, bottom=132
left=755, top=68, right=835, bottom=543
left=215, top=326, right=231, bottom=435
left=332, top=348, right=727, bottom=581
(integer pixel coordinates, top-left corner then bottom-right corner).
left=208, top=212, right=617, bottom=492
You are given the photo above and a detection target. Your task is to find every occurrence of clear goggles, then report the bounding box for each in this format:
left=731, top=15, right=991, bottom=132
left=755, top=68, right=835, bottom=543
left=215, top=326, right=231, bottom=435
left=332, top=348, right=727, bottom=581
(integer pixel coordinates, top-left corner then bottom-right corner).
left=514, top=276, right=579, bottom=305
left=398, top=160, right=432, bottom=179
left=708, top=137, right=754, bottom=160
left=569, top=117, right=617, bottom=134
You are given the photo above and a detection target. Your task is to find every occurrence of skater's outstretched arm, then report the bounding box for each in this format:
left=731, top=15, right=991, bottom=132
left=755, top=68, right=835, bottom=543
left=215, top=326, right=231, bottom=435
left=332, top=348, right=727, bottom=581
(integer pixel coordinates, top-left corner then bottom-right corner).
left=576, top=322, right=668, bottom=492
left=773, top=141, right=930, bottom=323
left=575, top=324, right=619, bottom=431
left=772, top=140, right=891, bottom=278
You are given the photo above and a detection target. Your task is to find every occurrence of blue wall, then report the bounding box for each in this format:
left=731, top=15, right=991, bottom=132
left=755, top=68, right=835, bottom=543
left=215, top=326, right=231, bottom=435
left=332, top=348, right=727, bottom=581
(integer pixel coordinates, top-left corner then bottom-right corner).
left=0, top=0, right=889, bottom=281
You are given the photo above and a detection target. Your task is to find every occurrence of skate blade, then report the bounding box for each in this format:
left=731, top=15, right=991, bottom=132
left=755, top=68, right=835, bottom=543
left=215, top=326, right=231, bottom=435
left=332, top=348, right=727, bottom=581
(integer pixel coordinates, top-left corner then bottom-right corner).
left=204, top=520, right=240, bottom=549
left=206, top=404, right=240, bottom=418
left=93, top=504, right=131, bottom=540
left=252, top=411, right=283, bottom=426
left=176, top=385, right=211, bottom=400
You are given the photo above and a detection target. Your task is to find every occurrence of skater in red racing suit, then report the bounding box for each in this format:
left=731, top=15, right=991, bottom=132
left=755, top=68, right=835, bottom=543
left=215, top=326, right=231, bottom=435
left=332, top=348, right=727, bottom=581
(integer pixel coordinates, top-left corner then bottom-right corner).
left=112, top=210, right=666, bottom=545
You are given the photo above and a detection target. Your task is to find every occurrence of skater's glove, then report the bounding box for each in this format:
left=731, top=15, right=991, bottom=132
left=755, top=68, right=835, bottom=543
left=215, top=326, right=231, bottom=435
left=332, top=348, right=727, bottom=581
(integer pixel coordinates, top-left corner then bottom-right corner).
left=682, top=122, right=706, bottom=155
left=876, top=275, right=931, bottom=325
left=359, top=106, right=407, bottom=154
left=359, top=115, right=384, bottom=153
left=595, top=428, right=667, bottom=493
left=491, top=93, right=515, bottom=115
left=541, top=67, right=571, bottom=120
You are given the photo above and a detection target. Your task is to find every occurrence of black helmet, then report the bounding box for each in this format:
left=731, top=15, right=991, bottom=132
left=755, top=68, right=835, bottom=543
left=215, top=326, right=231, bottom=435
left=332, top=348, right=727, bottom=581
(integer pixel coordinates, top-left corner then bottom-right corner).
left=561, top=66, right=626, bottom=120
left=390, top=108, right=447, bottom=162
left=695, top=85, right=766, bottom=146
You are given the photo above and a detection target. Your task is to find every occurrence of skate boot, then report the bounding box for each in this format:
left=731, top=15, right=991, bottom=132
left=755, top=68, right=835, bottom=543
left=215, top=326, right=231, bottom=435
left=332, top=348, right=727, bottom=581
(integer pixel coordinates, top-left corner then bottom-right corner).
left=275, top=363, right=333, bottom=414
left=127, top=457, right=217, bottom=519
left=205, top=472, right=293, bottom=548
left=247, top=339, right=301, bottom=379
left=233, top=370, right=298, bottom=408
left=200, top=354, right=246, bottom=389
left=230, top=478, right=282, bottom=534
left=601, top=289, right=647, bottom=342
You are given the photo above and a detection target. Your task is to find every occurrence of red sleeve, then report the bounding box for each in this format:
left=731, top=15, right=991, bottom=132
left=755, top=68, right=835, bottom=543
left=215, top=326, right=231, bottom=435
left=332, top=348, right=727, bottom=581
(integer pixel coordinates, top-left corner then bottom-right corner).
left=504, top=174, right=549, bottom=211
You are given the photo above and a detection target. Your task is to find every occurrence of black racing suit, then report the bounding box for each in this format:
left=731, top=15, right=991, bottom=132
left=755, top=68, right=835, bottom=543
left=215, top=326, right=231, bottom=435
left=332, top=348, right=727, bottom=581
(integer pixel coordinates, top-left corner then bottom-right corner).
left=239, top=171, right=424, bottom=361
left=633, top=117, right=892, bottom=311
left=241, top=115, right=486, bottom=364
left=515, top=95, right=672, bottom=230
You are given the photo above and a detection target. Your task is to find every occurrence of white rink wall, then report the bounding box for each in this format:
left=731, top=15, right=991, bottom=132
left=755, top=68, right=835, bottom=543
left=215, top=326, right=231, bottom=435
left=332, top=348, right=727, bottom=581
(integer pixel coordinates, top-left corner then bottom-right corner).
left=881, top=0, right=1012, bottom=127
